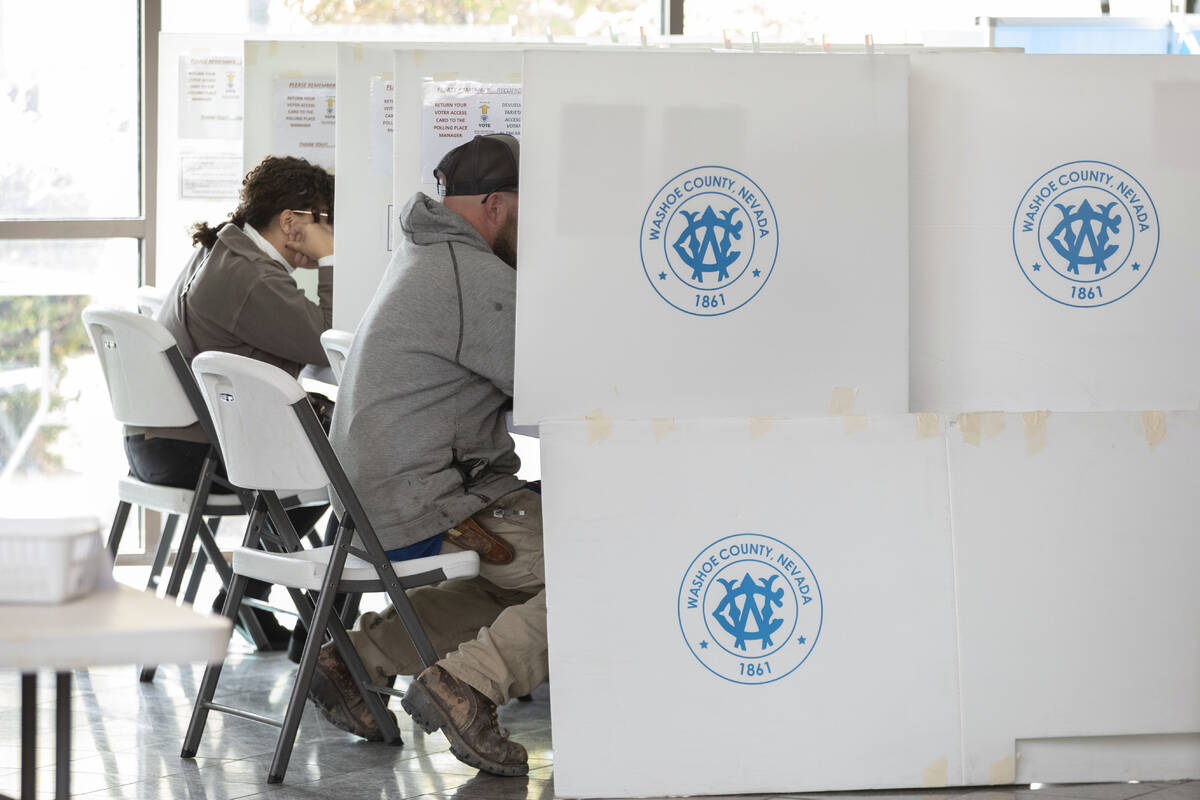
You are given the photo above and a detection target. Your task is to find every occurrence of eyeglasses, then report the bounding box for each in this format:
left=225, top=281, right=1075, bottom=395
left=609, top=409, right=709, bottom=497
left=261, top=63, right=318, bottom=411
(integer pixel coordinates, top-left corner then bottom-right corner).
left=287, top=209, right=333, bottom=225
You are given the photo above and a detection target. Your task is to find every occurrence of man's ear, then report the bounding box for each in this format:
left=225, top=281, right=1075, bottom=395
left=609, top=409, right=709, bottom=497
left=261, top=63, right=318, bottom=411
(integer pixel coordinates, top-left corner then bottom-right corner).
left=484, top=193, right=507, bottom=225
left=276, top=210, right=293, bottom=235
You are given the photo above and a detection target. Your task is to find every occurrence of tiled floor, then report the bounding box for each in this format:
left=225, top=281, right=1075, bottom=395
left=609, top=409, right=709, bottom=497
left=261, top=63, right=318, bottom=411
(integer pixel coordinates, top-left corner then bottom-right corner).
left=1, top=655, right=1197, bottom=800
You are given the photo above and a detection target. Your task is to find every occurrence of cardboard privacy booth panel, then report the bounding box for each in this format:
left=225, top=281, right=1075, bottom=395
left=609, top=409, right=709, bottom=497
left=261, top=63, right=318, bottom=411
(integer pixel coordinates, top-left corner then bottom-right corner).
left=540, top=416, right=962, bottom=798
left=332, top=42, right=400, bottom=329
left=514, top=51, right=910, bottom=425
left=243, top=40, right=337, bottom=304
left=910, top=54, right=1200, bottom=414
left=946, top=410, right=1200, bottom=785
left=156, top=34, right=245, bottom=289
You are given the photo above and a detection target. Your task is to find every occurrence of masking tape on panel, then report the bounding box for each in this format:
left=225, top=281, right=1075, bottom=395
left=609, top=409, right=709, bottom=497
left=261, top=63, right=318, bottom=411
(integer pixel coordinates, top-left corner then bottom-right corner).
left=958, top=413, right=982, bottom=447
left=1142, top=410, right=1167, bottom=449
left=982, top=411, right=1006, bottom=440
left=433, top=71, right=459, bottom=81
left=749, top=417, right=773, bottom=439
left=382, top=71, right=393, bottom=80
left=650, top=418, right=676, bottom=442
left=583, top=409, right=612, bottom=443
left=922, top=756, right=948, bottom=788
left=283, top=69, right=304, bottom=78
left=269, top=41, right=279, bottom=57
left=352, top=43, right=363, bottom=62
left=414, top=50, right=425, bottom=68
left=842, top=415, right=868, bottom=434
left=989, top=755, right=1016, bottom=785
left=508, top=72, right=523, bottom=82
left=915, top=413, right=940, bottom=440
left=829, top=386, right=857, bottom=415
left=1021, top=411, right=1050, bottom=457
left=245, top=43, right=259, bottom=67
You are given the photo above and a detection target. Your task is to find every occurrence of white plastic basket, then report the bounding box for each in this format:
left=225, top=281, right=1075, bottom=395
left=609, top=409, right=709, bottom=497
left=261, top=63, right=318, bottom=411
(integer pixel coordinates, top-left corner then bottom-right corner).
left=0, top=517, right=104, bottom=604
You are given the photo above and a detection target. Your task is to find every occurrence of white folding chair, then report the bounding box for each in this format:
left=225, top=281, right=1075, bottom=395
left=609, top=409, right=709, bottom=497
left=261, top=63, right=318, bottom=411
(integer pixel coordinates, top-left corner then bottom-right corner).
left=182, top=351, right=479, bottom=784
left=319, top=329, right=353, bottom=384
left=134, top=284, right=168, bottom=317
left=82, top=306, right=324, bottom=674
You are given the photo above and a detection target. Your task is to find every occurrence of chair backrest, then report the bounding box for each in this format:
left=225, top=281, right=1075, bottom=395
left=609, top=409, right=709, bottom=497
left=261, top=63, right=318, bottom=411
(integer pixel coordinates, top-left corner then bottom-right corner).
left=319, top=329, right=354, bottom=384
left=134, top=284, right=168, bottom=317
left=191, top=351, right=330, bottom=492
left=82, top=305, right=199, bottom=428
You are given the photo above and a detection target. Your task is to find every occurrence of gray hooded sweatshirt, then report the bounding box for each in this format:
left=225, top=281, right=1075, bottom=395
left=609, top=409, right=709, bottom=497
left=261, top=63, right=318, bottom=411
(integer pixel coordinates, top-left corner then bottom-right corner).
left=329, top=193, right=523, bottom=551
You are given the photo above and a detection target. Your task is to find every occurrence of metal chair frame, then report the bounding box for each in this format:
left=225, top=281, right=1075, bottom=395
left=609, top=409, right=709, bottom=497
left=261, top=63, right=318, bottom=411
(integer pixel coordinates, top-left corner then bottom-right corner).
left=182, top=390, right=452, bottom=784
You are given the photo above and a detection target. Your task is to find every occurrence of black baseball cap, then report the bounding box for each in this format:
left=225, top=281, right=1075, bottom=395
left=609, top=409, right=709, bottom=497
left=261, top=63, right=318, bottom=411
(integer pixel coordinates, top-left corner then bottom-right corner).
left=435, top=134, right=520, bottom=197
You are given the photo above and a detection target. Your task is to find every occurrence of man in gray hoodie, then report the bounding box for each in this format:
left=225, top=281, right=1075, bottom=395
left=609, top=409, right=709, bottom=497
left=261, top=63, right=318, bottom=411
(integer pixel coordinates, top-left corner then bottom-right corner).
left=308, top=135, right=543, bottom=777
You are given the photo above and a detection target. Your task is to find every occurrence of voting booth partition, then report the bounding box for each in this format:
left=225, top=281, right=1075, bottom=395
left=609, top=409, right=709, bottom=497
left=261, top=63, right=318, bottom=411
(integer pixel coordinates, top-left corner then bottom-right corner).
left=156, top=34, right=247, bottom=287
left=242, top=40, right=337, bottom=303
left=508, top=48, right=1200, bottom=798
left=331, top=42, right=401, bottom=331
left=909, top=53, right=1200, bottom=414
left=540, top=413, right=1200, bottom=797
left=513, top=49, right=911, bottom=425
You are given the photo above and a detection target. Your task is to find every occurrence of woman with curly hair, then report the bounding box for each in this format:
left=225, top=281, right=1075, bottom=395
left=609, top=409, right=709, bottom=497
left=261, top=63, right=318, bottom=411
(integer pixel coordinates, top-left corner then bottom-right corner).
left=124, top=155, right=337, bottom=653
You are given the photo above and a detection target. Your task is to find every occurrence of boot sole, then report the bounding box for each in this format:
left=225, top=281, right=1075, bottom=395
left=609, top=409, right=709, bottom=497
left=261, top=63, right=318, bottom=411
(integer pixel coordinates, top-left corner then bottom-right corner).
left=401, top=683, right=528, bottom=777
left=308, top=667, right=398, bottom=744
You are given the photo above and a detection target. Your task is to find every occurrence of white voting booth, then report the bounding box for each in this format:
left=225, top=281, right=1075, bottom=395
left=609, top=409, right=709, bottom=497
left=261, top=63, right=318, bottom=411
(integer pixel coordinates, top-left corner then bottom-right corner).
left=514, top=50, right=911, bottom=424
left=243, top=40, right=337, bottom=303
left=332, top=42, right=403, bottom=330
left=514, top=49, right=1200, bottom=798
left=328, top=45, right=521, bottom=330
left=909, top=54, right=1200, bottom=413
left=156, top=34, right=245, bottom=287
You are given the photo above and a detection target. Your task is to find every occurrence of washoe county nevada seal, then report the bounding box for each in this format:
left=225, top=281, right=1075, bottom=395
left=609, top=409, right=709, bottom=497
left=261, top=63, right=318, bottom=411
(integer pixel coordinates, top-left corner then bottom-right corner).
left=641, top=166, right=779, bottom=316
left=677, top=533, right=822, bottom=685
left=1012, top=160, right=1159, bottom=308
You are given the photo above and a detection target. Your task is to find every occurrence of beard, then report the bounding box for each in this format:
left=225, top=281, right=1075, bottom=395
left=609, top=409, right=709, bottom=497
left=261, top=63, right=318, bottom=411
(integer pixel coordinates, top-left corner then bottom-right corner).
left=492, top=214, right=518, bottom=269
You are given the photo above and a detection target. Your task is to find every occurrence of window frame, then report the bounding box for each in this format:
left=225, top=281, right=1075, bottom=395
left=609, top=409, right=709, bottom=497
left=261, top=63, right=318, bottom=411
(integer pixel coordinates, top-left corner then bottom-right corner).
left=0, top=0, right=163, bottom=566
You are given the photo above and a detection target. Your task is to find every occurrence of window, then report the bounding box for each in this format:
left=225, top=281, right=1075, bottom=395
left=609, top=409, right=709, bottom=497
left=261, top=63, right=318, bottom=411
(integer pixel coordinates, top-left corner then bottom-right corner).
left=0, top=0, right=145, bottom=550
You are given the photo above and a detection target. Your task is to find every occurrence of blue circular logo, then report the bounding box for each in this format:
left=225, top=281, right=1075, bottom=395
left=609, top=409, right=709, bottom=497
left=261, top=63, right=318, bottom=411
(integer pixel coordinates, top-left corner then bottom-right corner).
left=1013, top=160, right=1159, bottom=308
left=641, top=166, right=779, bottom=316
left=677, top=533, right=822, bottom=685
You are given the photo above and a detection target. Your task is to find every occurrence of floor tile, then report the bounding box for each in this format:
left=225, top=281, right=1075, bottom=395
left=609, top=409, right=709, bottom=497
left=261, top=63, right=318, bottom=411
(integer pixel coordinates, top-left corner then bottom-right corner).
left=1133, top=783, right=1200, bottom=800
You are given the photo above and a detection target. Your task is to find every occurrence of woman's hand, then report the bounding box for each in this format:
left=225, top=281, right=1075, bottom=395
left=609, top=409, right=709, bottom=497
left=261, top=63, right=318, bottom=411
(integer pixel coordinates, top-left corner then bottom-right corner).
left=284, top=219, right=334, bottom=267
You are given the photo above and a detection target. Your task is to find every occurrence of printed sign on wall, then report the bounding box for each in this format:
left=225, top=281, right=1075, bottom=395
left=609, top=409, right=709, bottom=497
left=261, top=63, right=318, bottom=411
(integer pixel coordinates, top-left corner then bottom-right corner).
left=178, top=54, right=243, bottom=140
left=274, top=77, right=336, bottom=170
left=420, top=80, right=521, bottom=184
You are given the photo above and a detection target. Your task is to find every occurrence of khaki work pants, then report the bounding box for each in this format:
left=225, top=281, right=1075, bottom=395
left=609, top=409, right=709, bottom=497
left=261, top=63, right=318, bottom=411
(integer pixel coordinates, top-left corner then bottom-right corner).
left=348, top=487, right=547, bottom=706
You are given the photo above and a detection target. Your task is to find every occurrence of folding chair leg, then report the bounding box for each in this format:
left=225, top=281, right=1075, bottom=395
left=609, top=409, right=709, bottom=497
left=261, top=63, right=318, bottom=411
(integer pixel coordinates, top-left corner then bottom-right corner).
left=143, top=453, right=217, bottom=683
left=106, top=500, right=132, bottom=559
left=193, top=519, right=271, bottom=650
left=339, top=593, right=361, bottom=628
left=281, top=584, right=399, bottom=747
left=181, top=571, right=252, bottom=759
left=322, top=597, right=400, bottom=743
left=268, top=534, right=352, bottom=784
left=182, top=548, right=208, bottom=606
left=146, top=514, right=178, bottom=592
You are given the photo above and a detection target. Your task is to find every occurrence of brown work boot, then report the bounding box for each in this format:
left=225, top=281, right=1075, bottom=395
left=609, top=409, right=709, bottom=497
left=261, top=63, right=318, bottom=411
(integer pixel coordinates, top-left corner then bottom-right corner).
left=307, top=644, right=399, bottom=743
left=401, top=665, right=528, bottom=776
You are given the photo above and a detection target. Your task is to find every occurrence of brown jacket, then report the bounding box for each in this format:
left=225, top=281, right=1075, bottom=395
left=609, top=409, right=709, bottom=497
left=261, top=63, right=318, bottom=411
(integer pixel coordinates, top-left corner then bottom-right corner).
left=130, top=223, right=332, bottom=442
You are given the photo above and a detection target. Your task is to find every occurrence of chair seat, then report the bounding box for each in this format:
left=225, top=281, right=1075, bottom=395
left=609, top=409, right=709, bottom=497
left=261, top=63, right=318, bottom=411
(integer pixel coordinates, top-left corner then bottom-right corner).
left=232, top=546, right=480, bottom=591
left=118, top=476, right=244, bottom=516
left=118, top=477, right=328, bottom=517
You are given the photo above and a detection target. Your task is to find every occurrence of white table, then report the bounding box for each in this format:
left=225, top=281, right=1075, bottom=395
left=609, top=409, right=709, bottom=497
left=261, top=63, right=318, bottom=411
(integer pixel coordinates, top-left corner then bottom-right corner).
left=0, top=586, right=231, bottom=800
